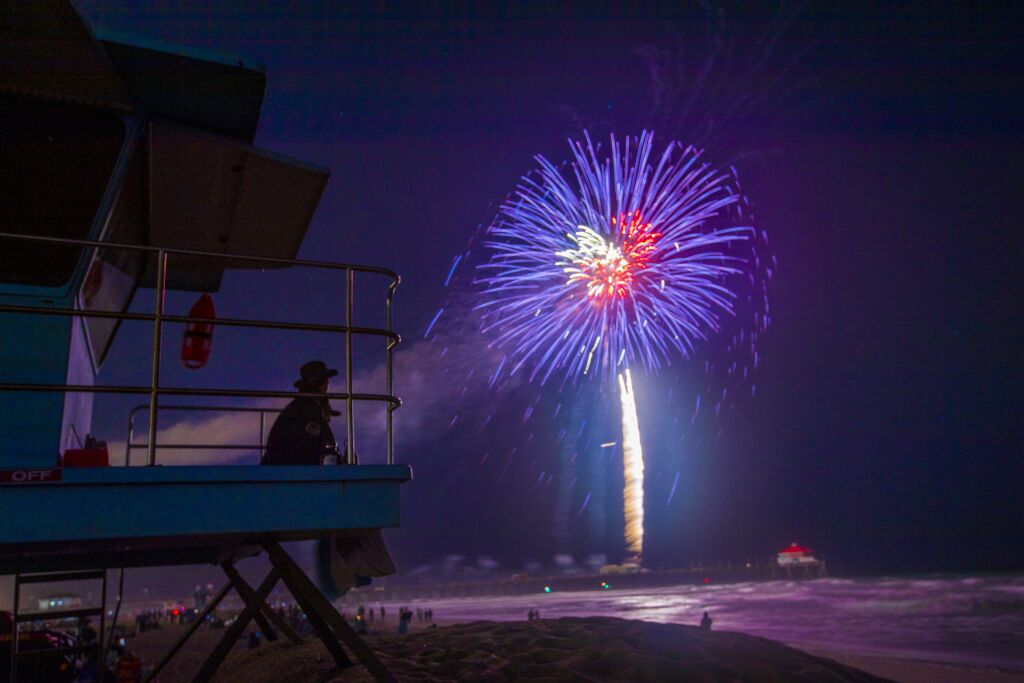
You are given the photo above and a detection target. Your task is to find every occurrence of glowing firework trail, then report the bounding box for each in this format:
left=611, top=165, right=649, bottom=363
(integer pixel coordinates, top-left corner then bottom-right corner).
left=477, top=130, right=752, bottom=385
left=618, top=369, right=644, bottom=559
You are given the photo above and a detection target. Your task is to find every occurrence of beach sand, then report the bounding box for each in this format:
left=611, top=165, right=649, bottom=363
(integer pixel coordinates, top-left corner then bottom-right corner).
left=801, top=647, right=1024, bottom=683
left=123, top=617, right=1024, bottom=682
left=212, top=617, right=889, bottom=682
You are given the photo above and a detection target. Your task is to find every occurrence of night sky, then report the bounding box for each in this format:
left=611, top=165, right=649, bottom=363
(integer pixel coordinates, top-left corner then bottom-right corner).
left=75, top=1, right=1022, bottom=580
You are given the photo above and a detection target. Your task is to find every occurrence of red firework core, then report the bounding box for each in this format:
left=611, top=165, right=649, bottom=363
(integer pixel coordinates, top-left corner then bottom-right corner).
left=562, top=211, right=663, bottom=301
left=588, top=211, right=659, bottom=299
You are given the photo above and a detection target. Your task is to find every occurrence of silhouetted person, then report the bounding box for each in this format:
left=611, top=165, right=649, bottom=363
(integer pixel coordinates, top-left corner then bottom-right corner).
left=397, top=610, right=411, bottom=635
left=265, top=361, right=342, bottom=466
left=700, top=611, right=713, bottom=631
left=78, top=617, right=97, bottom=644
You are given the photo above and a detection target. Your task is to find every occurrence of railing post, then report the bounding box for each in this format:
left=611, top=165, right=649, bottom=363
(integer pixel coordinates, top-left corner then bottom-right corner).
left=147, top=251, right=168, bottom=466
left=386, top=281, right=397, bottom=465
left=345, top=268, right=355, bottom=464
left=125, top=412, right=136, bottom=466
left=258, top=411, right=266, bottom=464
left=10, top=576, right=19, bottom=683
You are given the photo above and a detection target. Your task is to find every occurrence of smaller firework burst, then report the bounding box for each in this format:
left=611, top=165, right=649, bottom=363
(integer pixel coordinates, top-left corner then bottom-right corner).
left=556, top=212, right=661, bottom=300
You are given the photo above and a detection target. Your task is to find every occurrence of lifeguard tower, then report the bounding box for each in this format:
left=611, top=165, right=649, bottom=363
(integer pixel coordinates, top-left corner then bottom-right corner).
left=0, top=2, right=409, bottom=680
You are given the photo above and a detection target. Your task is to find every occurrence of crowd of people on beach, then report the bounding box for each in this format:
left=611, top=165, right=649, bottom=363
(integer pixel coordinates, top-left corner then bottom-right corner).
left=242, top=601, right=441, bottom=643
left=126, top=597, right=443, bottom=646
left=18, top=595, right=715, bottom=683
left=134, top=606, right=202, bottom=631
left=350, top=603, right=435, bottom=623
left=314, top=603, right=439, bottom=636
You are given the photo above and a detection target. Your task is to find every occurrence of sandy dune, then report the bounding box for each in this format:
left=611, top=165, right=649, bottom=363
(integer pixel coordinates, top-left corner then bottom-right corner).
left=212, top=617, right=889, bottom=682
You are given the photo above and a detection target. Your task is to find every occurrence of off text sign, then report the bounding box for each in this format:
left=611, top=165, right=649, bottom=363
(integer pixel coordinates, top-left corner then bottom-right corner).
left=0, top=469, right=63, bottom=483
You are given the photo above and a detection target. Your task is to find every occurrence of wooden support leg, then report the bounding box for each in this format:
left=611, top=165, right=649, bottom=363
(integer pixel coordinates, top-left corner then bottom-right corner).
left=192, top=566, right=281, bottom=683
left=260, top=543, right=353, bottom=671
left=220, top=562, right=278, bottom=642
left=264, top=542, right=395, bottom=683
left=259, top=603, right=299, bottom=644
left=143, top=581, right=231, bottom=683
left=222, top=562, right=303, bottom=645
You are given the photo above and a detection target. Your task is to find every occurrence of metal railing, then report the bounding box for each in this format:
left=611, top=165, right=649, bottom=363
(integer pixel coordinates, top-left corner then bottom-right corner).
left=124, top=404, right=282, bottom=465
left=0, top=231, right=401, bottom=465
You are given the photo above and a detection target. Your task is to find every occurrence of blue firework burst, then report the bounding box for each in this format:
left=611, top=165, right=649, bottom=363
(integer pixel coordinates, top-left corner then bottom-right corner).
left=476, top=130, right=756, bottom=384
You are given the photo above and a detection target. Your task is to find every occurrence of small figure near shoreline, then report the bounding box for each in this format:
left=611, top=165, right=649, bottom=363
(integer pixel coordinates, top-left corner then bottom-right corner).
left=396, top=608, right=412, bottom=635
left=700, top=610, right=713, bottom=631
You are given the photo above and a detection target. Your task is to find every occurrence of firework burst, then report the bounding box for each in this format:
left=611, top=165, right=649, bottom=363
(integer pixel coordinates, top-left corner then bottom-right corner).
left=477, top=130, right=754, bottom=384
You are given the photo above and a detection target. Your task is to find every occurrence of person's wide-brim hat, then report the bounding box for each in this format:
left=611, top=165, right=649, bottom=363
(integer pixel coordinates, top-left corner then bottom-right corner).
left=294, top=360, right=339, bottom=388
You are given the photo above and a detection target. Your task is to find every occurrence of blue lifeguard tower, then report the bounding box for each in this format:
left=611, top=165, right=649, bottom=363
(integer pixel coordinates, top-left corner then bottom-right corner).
left=0, top=2, right=408, bottom=680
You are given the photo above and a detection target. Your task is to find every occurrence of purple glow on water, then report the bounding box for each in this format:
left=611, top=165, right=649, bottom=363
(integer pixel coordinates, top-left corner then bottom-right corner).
left=403, top=575, right=1024, bottom=672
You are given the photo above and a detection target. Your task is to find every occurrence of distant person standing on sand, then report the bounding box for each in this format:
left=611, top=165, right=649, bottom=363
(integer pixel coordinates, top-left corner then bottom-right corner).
left=700, top=611, right=713, bottom=631
left=397, top=610, right=411, bottom=635
left=77, top=617, right=97, bottom=644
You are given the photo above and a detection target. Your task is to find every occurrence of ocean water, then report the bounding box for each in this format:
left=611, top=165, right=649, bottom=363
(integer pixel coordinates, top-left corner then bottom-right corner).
left=405, top=574, right=1024, bottom=672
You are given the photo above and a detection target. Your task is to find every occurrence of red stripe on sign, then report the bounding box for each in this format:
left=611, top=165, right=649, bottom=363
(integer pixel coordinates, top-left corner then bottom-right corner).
left=0, top=469, right=63, bottom=483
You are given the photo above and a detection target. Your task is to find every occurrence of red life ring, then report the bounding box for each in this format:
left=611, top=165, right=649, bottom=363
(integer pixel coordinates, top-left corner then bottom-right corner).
left=82, top=259, right=104, bottom=305
left=181, top=293, right=215, bottom=369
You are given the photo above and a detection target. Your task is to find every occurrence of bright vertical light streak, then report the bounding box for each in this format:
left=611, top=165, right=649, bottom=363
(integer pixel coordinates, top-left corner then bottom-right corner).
left=618, top=369, right=644, bottom=560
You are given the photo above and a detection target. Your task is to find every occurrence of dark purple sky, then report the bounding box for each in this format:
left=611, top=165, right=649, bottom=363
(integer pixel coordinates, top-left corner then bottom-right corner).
left=77, top=1, right=1022, bottom=579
